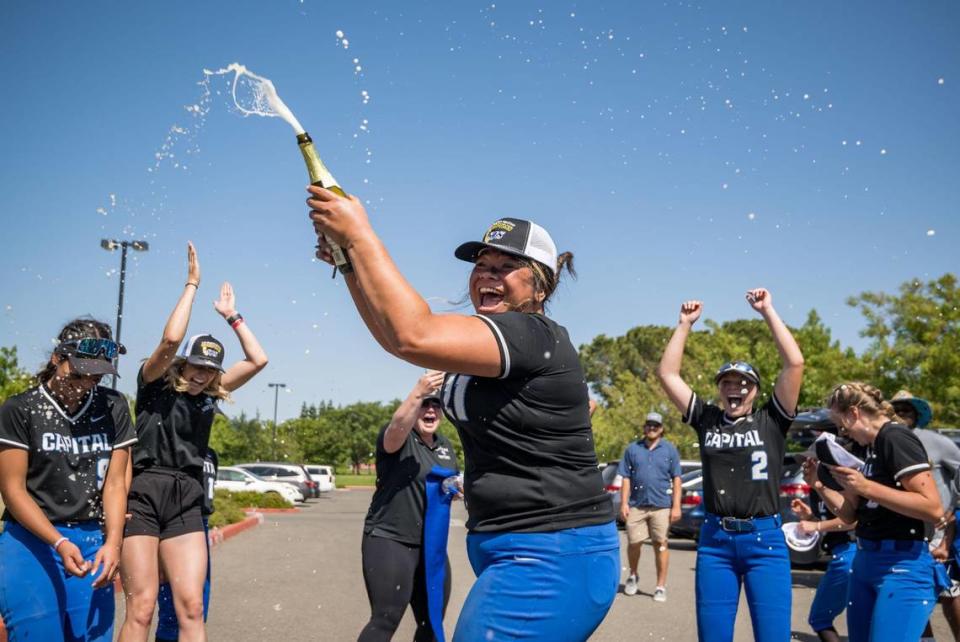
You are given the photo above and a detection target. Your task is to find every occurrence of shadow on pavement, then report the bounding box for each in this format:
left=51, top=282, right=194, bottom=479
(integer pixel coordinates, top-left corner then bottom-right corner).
left=790, top=569, right=824, bottom=589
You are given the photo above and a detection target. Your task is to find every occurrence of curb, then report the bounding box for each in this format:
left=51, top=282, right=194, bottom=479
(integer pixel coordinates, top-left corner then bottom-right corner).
left=343, top=485, right=375, bottom=490
left=244, top=507, right=299, bottom=513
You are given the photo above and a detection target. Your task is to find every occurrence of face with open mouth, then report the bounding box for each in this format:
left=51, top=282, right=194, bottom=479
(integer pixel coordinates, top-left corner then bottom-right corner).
left=416, top=400, right=443, bottom=437
left=182, top=363, right=220, bottom=396
left=469, top=249, right=539, bottom=315
left=717, top=373, right=758, bottom=418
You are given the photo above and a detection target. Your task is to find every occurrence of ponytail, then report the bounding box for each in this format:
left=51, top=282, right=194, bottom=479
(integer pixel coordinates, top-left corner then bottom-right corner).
left=826, top=382, right=900, bottom=422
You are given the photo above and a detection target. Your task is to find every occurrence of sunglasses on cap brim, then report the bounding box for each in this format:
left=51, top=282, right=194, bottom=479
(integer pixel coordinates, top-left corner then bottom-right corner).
left=59, top=338, right=126, bottom=360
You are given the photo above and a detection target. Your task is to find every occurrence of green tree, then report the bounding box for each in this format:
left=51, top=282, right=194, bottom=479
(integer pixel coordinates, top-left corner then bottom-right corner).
left=848, top=273, right=960, bottom=425
left=209, top=412, right=271, bottom=465
left=0, top=346, right=33, bottom=404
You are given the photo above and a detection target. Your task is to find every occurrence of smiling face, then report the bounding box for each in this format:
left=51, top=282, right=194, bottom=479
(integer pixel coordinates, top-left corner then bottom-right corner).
left=416, top=400, right=443, bottom=438
left=469, top=249, right=542, bottom=315
left=717, top=373, right=759, bottom=418
left=181, top=362, right=220, bottom=396
left=892, top=402, right=918, bottom=428
left=830, top=405, right=875, bottom=445
left=49, top=356, right=102, bottom=399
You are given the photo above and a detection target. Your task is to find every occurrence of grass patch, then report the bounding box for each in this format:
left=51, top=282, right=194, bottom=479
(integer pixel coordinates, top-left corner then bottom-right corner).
left=336, top=474, right=377, bottom=488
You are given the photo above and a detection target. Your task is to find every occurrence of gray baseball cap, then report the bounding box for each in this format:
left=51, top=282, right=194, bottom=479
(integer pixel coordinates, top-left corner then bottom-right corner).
left=645, top=412, right=664, bottom=425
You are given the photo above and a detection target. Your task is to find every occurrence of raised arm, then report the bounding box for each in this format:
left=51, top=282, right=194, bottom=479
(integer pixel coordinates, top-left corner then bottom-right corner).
left=746, top=288, right=804, bottom=414
left=214, top=282, right=269, bottom=392
left=308, top=187, right=501, bottom=377
left=142, top=242, right=201, bottom=383
left=656, top=301, right=702, bottom=414
left=382, top=371, right=445, bottom=454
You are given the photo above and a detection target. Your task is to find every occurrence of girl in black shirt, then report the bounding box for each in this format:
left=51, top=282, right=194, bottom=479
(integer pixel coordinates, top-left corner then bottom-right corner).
left=0, top=318, right=136, bottom=641
left=360, top=371, right=458, bottom=642
left=118, top=243, right=268, bottom=642
left=813, top=382, right=945, bottom=642
left=306, top=188, right=617, bottom=641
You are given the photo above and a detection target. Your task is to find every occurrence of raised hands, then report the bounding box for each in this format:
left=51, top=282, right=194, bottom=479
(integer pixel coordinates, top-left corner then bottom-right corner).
left=415, top=370, right=446, bottom=400
left=745, top=288, right=772, bottom=314
left=679, top=300, right=703, bottom=326
left=306, top=185, right=372, bottom=250
left=214, top=282, right=237, bottom=318
left=186, top=241, right=200, bottom=287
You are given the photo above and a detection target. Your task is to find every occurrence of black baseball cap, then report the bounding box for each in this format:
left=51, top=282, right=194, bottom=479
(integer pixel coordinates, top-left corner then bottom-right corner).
left=180, top=334, right=226, bottom=372
left=714, top=361, right=761, bottom=387
left=57, top=338, right=123, bottom=377
left=455, top=218, right=558, bottom=276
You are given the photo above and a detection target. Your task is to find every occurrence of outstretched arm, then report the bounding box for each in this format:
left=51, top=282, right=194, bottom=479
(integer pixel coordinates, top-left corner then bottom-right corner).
left=215, top=282, right=269, bottom=392
left=143, top=242, right=201, bottom=383
left=308, top=187, right=501, bottom=377
left=746, top=288, right=804, bottom=414
left=383, top=371, right=445, bottom=454
left=656, top=301, right=702, bottom=414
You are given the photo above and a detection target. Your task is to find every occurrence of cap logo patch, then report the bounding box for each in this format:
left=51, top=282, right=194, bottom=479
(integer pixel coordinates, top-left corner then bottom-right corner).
left=483, top=220, right=515, bottom=243
left=200, top=341, right=222, bottom=358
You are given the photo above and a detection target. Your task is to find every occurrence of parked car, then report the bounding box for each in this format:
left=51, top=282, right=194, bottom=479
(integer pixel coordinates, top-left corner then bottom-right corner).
left=670, top=469, right=706, bottom=539
left=304, top=465, right=336, bottom=493
left=235, top=463, right=319, bottom=499
left=215, top=466, right=304, bottom=503
left=601, top=458, right=701, bottom=528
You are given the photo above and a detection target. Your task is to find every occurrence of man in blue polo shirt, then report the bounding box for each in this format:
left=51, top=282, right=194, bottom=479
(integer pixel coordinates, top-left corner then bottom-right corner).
left=618, top=411, right=682, bottom=602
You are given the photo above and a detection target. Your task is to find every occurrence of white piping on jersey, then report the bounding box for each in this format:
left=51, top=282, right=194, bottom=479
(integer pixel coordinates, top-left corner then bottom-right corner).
left=683, top=393, right=697, bottom=426
left=685, top=392, right=794, bottom=426
left=114, top=437, right=139, bottom=449
left=771, top=394, right=795, bottom=420
left=0, top=437, right=28, bottom=450
left=444, top=374, right=472, bottom=422
left=474, top=314, right=511, bottom=379
left=894, top=462, right=931, bottom=480
left=39, top=385, right=94, bottom=424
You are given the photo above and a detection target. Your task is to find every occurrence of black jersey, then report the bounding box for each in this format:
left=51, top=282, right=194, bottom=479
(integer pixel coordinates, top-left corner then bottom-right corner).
left=854, top=422, right=931, bottom=541
left=0, top=384, right=137, bottom=523
left=809, top=489, right=854, bottom=551
left=364, top=426, right=458, bottom=545
left=685, top=393, right=794, bottom=518
left=441, top=312, right=613, bottom=533
left=132, top=366, right=218, bottom=483
left=202, top=448, right=219, bottom=516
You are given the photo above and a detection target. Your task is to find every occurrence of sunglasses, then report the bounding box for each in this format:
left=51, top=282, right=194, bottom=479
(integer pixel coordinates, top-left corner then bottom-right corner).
left=59, top=338, right=126, bottom=360
left=643, top=423, right=663, bottom=429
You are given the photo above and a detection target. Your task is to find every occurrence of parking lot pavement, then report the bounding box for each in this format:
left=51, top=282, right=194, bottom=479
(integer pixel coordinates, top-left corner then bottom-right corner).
left=123, top=490, right=952, bottom=641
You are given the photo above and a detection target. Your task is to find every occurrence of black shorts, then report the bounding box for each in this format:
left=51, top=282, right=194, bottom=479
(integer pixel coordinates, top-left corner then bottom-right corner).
left=124, top=469, right=204, bottom=540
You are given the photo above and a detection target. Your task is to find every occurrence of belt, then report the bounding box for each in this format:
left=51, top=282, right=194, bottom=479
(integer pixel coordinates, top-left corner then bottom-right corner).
left=857, top=538, right=925, bottom=552
left=706, top=512, right=782, bottom=533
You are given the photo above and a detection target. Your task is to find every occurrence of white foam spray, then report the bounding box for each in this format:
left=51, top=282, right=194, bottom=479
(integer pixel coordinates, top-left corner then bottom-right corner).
left=203, top=63, right=305, bottom=134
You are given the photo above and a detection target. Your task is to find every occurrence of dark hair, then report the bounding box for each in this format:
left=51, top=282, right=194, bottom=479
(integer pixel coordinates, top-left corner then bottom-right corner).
left=35, top=317, right=114, bottom=385
left=521, top=251, right=577, bottom=310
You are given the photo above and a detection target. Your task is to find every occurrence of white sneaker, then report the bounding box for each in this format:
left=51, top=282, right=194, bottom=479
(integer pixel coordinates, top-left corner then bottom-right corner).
left=624, top=574, right=638, bottom=596
left=653, top=586, right=667, bottom=602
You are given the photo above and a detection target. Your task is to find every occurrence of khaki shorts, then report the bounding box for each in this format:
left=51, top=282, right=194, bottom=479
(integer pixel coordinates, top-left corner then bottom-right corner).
left=625, top=506, right=670, bottom=544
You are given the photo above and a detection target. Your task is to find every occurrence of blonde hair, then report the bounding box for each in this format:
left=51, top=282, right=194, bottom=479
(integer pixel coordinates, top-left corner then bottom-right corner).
left=163, top=359, right=232, bottom=402
left=826, top=382, right=900, bottom=422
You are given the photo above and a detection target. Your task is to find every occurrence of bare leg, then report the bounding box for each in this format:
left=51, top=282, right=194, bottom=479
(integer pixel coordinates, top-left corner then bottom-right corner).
left=159, top=532, right=209, bottom=642
left=816, top=626, right=842, bottom=642
left=652, top=539, right=670, bottom=587
left=627, top=541, right=643, bottom=576
left=118, top=535, right=160, bottom=642
left=942, top=596, right=960, bottom=640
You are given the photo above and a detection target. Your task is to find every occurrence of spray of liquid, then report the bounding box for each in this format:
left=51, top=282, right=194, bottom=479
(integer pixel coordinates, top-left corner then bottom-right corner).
left=203, top=63, right=305, bottom=135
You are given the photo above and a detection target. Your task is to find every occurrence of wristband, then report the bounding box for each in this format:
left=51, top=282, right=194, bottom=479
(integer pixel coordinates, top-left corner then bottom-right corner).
left=185, top=282, right=199, bottom=289
left=226, top=314, right=244, bottom=329
left=53, top=536, right=68, bottom=552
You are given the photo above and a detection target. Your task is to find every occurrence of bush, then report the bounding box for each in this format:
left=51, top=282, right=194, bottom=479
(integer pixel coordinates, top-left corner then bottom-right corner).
left=207, top=489, right=293, bottom=528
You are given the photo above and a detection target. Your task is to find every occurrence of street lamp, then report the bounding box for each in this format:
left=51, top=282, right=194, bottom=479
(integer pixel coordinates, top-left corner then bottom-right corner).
left=101, top=238, right=149, bottom=388
left=268, top=383, right=287, bottom=459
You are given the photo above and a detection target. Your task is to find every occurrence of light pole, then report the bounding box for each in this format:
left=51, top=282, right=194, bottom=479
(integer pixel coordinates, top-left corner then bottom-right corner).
left=101, top=238, right=149, bottom=389
left=268, top=383, right=287, bottom=459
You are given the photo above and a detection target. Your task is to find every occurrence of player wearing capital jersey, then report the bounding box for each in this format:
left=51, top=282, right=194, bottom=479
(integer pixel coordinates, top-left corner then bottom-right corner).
left=0, top=318, right=136, bottom=641
left=658, top=289, right=804, bottom=642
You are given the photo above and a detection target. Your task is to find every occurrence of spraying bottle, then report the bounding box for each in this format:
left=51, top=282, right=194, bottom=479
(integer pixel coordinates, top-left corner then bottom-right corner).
left=297, top=132, right=353, bottom=275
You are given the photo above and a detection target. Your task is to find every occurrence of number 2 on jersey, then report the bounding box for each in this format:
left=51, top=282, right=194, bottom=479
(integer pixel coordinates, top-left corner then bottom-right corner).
left=750, top=450, right=768, bottom=480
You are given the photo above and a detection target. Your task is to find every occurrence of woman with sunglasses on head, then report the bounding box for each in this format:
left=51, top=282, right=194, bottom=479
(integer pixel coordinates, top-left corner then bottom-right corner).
left=118, top=243, right=268, bottom=642
left=657, top=289, right=804, bottom=642
left=0, top=318, right=137, bottom=641
left=360, top=371, right=458, bottom=642
left=307, top=186, right=618, bottom=642
left=811, top=383, right=946, bottom=642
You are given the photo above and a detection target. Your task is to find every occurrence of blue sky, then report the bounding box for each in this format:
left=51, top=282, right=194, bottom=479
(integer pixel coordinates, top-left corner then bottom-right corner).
left=1, top=1, right=957, bottom=422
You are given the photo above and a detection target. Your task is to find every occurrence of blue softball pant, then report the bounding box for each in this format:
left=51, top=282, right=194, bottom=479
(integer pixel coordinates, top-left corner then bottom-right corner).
left=847, top=539, right=943, bottom=642
left=695, top=513, right=791, bottom=642
left=155, top=518, right=211, bottom=641
left=0, top=520, right=114, bottom=642
left=807, top=540, right=855, bottom=632
left=452, top=521, right=619, bottom=642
